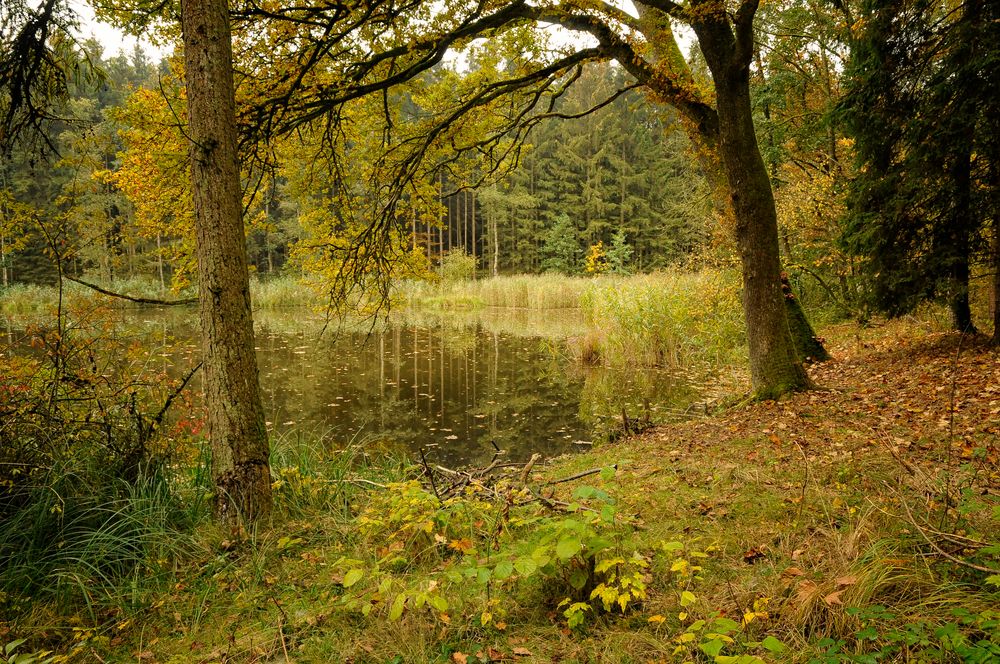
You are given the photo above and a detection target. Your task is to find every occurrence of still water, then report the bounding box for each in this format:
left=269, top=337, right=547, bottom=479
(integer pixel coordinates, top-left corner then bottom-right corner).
left=2, top=307, right=701, bottom=467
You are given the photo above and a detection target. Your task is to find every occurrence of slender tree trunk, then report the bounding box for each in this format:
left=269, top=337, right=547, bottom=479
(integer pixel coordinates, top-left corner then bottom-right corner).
left=992, top=221, right=1000, bottom=344
left=948, top=146, right=976, bottom=333
left=491, top=205, right=498, bottom=277
left=182, top=0, right=272, bottom=523
left=471, top=190, right=477, bottom=279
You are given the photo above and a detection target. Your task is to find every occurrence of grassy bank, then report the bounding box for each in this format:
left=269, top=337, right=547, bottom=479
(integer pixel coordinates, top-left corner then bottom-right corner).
left=3, top=320, right=997, bottom=663
left=0, top=276, right=315, bottom=316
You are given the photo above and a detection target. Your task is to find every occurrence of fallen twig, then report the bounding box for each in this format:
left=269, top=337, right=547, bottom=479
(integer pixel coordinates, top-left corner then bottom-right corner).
left=545, top=465, right=616, bottom=486
left=899, top=494, right=999, bottom=574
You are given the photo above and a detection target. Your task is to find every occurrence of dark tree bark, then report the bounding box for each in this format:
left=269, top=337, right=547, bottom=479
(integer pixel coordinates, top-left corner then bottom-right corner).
left=993, top=222, right=1000, bottom=344
left=182, top=0, right=272, bottom=522
left=688, top=0, right=812, bottom=396
left=948, top=146, right=976, bottom=333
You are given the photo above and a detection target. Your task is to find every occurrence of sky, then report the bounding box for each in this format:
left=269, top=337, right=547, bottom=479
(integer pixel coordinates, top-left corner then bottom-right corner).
left=70, top=0, right=170, bottom=61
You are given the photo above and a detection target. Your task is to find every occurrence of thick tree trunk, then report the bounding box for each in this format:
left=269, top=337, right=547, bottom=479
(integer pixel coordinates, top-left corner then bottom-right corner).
left=719, top=84, right=811, bottom=395
left=182, top=0, right=272, bottom=523
left=693, top=7, right=811, bottom=397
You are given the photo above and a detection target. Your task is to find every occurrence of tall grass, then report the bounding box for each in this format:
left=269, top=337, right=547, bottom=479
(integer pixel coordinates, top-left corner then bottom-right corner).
left=396, top=274, right=596, bottom=309
left=0, top=462, right=206, bottom=619
left=578, top=270, right=746, bottom=368
left=398, top=271, right=748, bottom=368
left=0, top=275, right=319, bottom=316
left=250, top=275, right=318, bottom=310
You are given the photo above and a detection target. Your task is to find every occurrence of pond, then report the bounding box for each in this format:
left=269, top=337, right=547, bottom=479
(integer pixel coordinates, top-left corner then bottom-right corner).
left=1, top=306, right=703, bottom=467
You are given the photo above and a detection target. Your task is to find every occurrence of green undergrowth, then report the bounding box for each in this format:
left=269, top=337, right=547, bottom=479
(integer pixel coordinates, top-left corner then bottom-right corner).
left=5, top=420, right=996, bottom=663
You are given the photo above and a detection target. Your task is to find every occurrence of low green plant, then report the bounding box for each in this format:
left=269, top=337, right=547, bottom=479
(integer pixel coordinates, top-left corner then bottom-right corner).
left=804, top=605, right=1000, bottom=663
left=0, top=640, right=55, bottom=664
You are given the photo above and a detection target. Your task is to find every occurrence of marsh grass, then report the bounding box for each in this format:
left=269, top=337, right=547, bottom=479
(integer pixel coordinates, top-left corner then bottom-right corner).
left=396, top=273, right=596, bottom=310
left=0, top=275, right=317, bottom=316
left=398, top=270, right=751, bottom=369
left=579, top=269, right=746, bottom=368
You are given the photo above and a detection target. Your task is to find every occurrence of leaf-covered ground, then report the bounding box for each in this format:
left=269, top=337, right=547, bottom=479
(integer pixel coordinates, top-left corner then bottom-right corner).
left=10, top=322, right=999, bottom=663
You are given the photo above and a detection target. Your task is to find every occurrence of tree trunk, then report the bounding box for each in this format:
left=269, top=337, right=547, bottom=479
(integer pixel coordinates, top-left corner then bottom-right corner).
left=182, top=0, right=272, bottom=523
left=693, top=8, right=811, bottom=397
left=993, top=221, right=1000, bottom=344
left=948, top=146, right=976, bottom=333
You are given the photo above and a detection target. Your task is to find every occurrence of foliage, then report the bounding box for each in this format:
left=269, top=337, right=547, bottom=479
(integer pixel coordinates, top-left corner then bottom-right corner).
left=584, top=241, right=608, bottom=275
left=0, top=639, right=55, bottom=664
left=840, top=0, right=1000, bottom=329
left=439, top=250, right=477, bottom=282
left=0, top=306, right=203, bottom=617
left=541, top=214, right=579, bottom=275
left=606, top=230, right=633, bottom=276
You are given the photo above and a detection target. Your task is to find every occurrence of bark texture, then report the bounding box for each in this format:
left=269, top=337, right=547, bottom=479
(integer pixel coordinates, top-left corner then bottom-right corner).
left=782, top=275, right=831, bottom=362
left=691, top=0, right=811, bottom=396
left=182, top=0, right=272, bottom=522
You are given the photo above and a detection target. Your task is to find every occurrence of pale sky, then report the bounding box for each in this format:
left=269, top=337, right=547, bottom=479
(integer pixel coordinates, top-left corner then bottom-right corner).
left=70, top=0, right=170, bottom=61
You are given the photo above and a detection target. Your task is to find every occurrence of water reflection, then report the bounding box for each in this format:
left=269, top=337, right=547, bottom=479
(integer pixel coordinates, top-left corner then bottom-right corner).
left=1, top=308, right=701, bottom=467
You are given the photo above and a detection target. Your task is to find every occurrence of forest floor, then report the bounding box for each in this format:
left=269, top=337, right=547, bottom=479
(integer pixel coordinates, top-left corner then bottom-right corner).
left=10, top=320, right=1000, bottom=663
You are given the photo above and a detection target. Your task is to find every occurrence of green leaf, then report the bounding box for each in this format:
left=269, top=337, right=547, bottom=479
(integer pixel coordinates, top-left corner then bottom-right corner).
left=587, top=536, right=613, bottom=553
left=985, top=575, right=1000, bottom=588
left=600, top=466, right=617, bottom=481
left=600, top=505, right=616, bottom=523
left=556, top=537, right=582, bottom=560
left=514, top=557, right=538, bottom=577
left=761, top=636, right=787, bottom=653
left=493, top=560, right=514, bottom=580
left=342, top=569, right=364, bottom=588
left=661, top=541, right=684, bottom=552
left=389, top=593, right=406, bottom=621
left=477, top=567, right=491, bottom=585
left=680, top=590, right=696, bottom=606
left=573, top=486, right=596, bottom=499
left=569, top=567, right=590, bottom=590
left=429, top=595, right=449, bottom=611
left=712, top=617, right=741, bottom=633
left=700, top=638, right=725, bottom=658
